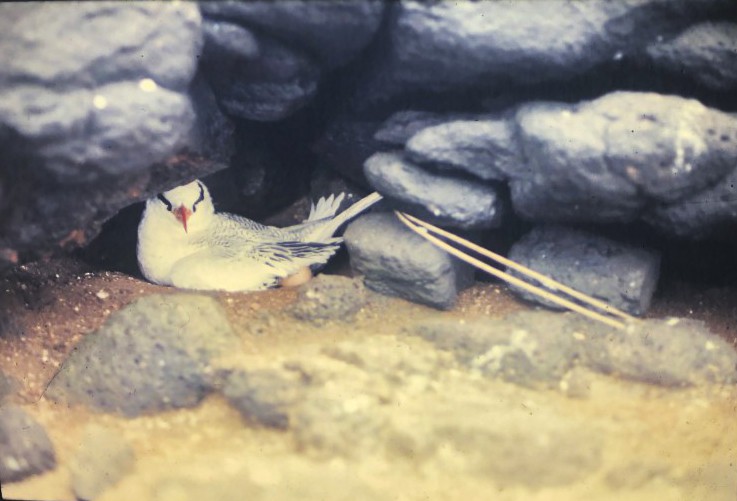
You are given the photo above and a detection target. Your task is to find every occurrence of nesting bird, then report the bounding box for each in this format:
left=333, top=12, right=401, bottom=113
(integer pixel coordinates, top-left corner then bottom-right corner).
left=137, top=180, right=382, bottom=291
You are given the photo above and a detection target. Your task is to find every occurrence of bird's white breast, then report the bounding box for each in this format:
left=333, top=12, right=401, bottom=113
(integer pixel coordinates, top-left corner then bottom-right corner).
left=137, top=209, right=203, bottom=285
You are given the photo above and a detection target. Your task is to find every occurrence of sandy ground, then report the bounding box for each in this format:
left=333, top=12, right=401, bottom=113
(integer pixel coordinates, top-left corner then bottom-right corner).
left=1, top=257, right=736, bottom=500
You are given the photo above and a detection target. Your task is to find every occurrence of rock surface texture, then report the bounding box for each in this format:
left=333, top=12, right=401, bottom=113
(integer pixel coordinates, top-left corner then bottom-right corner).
left=508, top=226, right=662, bottom=315
left=2, top=270, right=737, bottom=499
left=0, top=3, right=227, bottom=270
left=45, top=294, right=239, bottom=416
left=344, top=212, right=473, bottom=309
left=199, top=0, right=384, bottom=121
left=647, top=22, right=737, bottom=92
left=347, top=0, right=732, bottom=109
left=414, top=311, right=737, bottom=388
left=364, top=152, right=503, bottom=229
left=511, top=92, right=737, bottom=226
left=2, top=3, right=737, bottom=500
left=0, top=406, right=56, bottom=483
left=0, top=1, right=735, bottom=306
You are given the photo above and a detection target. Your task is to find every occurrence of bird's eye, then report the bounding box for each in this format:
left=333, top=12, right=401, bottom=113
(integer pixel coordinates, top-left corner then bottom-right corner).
left=192, top=182, right=205, bottom=213
left=157, top=193, right=173, bottom=211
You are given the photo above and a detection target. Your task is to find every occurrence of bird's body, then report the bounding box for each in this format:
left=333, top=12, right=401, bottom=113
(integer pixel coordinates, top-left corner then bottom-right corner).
left=137, top=180, right=382, bottom=291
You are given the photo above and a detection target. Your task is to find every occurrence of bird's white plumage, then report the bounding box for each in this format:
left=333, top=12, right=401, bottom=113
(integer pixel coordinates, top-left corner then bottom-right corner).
left=137, top=180, right=382, bottom=291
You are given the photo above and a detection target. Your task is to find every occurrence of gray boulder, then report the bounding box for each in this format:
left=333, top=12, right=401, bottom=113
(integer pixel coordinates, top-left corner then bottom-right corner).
left=414, top=311, right=580, bottom=388
left=511, top=92, right=737, bottom=222
left=344, top=212, right=473, bottom=309
left=647, top=22, right=737, bottom=92
left=364, top=151, right=503, bottom=230
left=202, top=18, right=259, bottom=61
left=198, top=0, right=385, bottom=121
left=350, top=0, right=727, bottom=108
left=222, top=369, right=306, bottom=430
left=46, top=294, right=239, bottom=416
left=373, top=110, right=486, bottom=146
left=405, top=119, right=520, bottom=181
left=508, top=226, right=661, bottom=316
left=290, top=275, right=368, bottom=326
left=200, top=0, right=385, bottom=70
left=0, top=3, right=232, bottom=270
left=0, top=3, right=201, bottom=180
left=645, top=167, right=737, bottom=238
left=0, top=406, right=56, bottom=483
left=201, top=25, right=320, bottom=122
left=583, top=317, right=737, bottom=387
left=414, top=310, right=737, bottom=388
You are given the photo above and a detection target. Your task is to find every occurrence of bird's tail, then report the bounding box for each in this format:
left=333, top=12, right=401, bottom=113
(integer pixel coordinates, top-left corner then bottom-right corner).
left=305, top=191, right=383, bottom=241
left=306, top=193, right=346, bottom=222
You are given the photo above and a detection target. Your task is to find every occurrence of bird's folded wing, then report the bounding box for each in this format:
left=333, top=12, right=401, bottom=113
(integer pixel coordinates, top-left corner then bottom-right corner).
left=253, top=239, right=343, bottom=271
left=168, top=239, right=343, bottom=292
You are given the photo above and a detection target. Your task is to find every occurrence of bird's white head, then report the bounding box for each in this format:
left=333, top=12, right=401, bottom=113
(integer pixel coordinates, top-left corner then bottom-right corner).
left=146, top=180, right=215, bottom=234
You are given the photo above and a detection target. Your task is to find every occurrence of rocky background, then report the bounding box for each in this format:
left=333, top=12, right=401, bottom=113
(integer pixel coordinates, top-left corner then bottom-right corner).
left=1, top=1, right=737, bottom=309
left=2, top=3, right=737, bottom=498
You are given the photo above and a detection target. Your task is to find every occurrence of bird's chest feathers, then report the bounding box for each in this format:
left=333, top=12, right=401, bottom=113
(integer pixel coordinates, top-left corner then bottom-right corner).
left=138, top=222, right=207, bottom=284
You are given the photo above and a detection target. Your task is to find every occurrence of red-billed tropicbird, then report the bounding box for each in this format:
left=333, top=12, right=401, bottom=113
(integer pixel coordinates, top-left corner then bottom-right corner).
left=137, top=179, right=382, bottom=291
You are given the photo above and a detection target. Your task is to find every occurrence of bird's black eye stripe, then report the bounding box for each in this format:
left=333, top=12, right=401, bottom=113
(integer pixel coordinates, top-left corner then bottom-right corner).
left=157, top=193, right=173, bottom=211
left=192, top=182, right=205, bottom=212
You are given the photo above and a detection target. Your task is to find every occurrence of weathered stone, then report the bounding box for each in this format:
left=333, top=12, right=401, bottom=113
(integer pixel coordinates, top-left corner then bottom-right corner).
left=222, top=369, right=305, bottom=430
left=321, top=335, right=448, bottom=381
left=405, top=119, right=520, bottom=181
left=344, top=212, right=473, bottom=309
left=350, top=0, right=727, bottom=108
left=511, top=92, right=737, bottom=223
left=0, top=3, right=233, bottom=266
left=416, top=310, right=737, bottom=388
left=0, top=2, right=201, bottom=181
left=364, top=151, right=503, bottom=229
left=508, top=225, right=661, bottom=315
left=0, top=406, right=56, bottom=483
left=46, top=294, right=239, bottom=416
left=290, top=275, right=368, bottom=325
left=583, top=317, right=737, bottom=387
left=200, top=0, right=385, bottom=69
left=288, top=356, right=390, bottom=458
left=413, top=311, right=580, bottom=387
left=645, top=152, right=737, bottom=238
left=373, top=110, right=481, bottom=146
left=202, top=31, right=320, bottom=122
left=647, top=22, right=737, bottom=92
left=0, top=3, right=201, bottom=91
left=70, top=424, right=135, bottom=501
left=202, top=18, right=259, bottom=61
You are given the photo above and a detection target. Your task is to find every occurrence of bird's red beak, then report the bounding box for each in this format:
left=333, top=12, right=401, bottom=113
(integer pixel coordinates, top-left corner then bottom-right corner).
left=173, top=205, right=192, bottom=233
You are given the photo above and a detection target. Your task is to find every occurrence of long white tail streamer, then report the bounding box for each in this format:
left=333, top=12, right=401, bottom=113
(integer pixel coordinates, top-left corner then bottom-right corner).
left=395, top=211, right=638, bottom=330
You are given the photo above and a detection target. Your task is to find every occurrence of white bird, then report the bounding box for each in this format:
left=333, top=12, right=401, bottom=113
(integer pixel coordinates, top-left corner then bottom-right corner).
left=137, top=179, right=382, bottom=291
